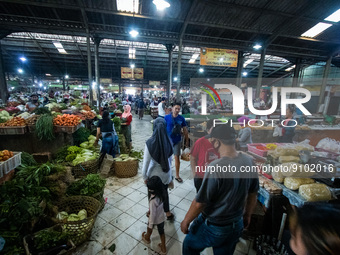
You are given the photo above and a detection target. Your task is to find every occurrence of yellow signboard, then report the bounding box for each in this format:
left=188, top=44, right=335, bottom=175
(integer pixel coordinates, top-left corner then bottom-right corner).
left=200, top=48, right=238, bottom=67
left=149, top=80, right=160, bottom=86
left=121, top=67, right=144, bottom=79
left=100, top=78, right=112, bottom=84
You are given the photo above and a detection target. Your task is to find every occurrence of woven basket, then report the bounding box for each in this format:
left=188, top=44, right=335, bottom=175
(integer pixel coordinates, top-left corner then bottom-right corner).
left=56, top=196, right=101, bottom=245
left=23, top=224, right=76, bottom=255
left=92, top=191, right=105, bottom=211
left=71, top=159, right=99, bottom=178
left=113, top=160, right=139, bottom=178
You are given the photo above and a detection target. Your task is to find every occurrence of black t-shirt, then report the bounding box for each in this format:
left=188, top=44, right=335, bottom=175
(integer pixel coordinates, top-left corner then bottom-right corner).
left=97, top=119, right=114, bottom=132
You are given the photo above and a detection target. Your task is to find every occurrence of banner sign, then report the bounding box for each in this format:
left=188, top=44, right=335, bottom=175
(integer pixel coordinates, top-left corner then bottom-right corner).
left=200, top=48, right=238, bottom=67
left=121, top=67, right=144, bottom=79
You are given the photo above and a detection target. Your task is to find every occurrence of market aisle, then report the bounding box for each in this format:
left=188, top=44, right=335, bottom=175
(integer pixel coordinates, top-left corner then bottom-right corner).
left=72, top=114, right=251, bottom=255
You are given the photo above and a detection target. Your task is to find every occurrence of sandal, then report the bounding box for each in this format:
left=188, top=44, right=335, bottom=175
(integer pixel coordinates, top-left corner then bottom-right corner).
left=175, top=177, right=183, bottom=183
left=142, top=232, right=151, bottom=244
left=158, top=243, right=167, bottom=255
left=166, top=213, right=175, bottom=221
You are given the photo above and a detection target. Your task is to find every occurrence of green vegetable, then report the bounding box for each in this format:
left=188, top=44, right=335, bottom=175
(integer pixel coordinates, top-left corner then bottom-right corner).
left=33, top=107, right=51, bottom=115
left=56, top=211, right=68, bottom=220
left=73, top=127, right=91, bottom=146
left=34, top=228, right=69, bottom=251
left=67, top=213, right=80, bottom=222
left=35, top=114, right=55, bottom=141
left=65, top=154, right=76, bottom=162
left=113, top=117, right=121, bottom=134
left=80, top=142, right=89, bottom=148
left=67, top=146, right=82, bottom=154
left=21, top=152, right=37, bottom=166
left=67, top=174, right=106, bottom=196
left=55, top=146, right=69, bottom=163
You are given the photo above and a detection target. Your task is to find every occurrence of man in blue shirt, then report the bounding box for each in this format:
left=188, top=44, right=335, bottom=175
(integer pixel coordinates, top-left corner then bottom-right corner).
left=165, top=103, right=189, bottom=183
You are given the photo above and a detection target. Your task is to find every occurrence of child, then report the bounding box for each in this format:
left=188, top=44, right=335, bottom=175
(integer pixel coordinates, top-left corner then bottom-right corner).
left=142, top=176, right=167, bottom=255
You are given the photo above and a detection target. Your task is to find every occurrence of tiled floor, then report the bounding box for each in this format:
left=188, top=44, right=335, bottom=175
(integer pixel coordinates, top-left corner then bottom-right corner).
left=72, top=114, right=255, bottom=255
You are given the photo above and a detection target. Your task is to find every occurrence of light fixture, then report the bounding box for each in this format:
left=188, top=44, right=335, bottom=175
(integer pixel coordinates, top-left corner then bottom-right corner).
left=253, top=44, right=262, bottom=50
left=79, top=85, right=82, bottom=87
left=17, top=68, right=23, bottom=74
left=11, top=87, right=14, bottom=90
left=117, top=0, right=139, bottom=13
left=129, top=29, right=139, bottom=38
left=100, top=86, right=103, bottom=89
left=174, top=77, right=178, bottom=81
left=33, top=85, right=35, bottom=87
left=219, top=58, right=224, bottom=62
left=189, top=53, right=200, bottom=64
left=56, top=79, right=60, bottom=83
left=242, top=72, right=248, bottom=77
left=19, top=57, right=27, bottom=62
left=301, top=22, right=332, bottom=38
left=53, top=41, right=67, bottom=54
left=243, top=59, right=254, bottom=68
left=285, top=65, right=296, bottom=72
left=325, top=9, right=340, bottom=22
left=130, top=63, right=135, bottom=69
left=207, top=78, right=210, bottom=81
left=300, top=83, right=304, bottom=87
left=43, top=86, right=46, bottom=90
left=109, top=84, right=112, bottom=87
left=130, top=84, right=132, bottom=86
left=199, top=68, right=204, bottom=73
left=129, top=47, right=136, bottom=59
left=153, top=0, right=170, bottom=11
left=65, top=75, right=69, bottom=79
left=45, top=73, right=51, bottom=76
left=92, top=82, right=96, bottom=88
left=39, top=83, right=43, bottom=87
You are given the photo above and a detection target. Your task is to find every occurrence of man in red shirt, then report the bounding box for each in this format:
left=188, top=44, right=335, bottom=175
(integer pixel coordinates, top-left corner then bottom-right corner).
left=190, top=119, right=220, bottom=192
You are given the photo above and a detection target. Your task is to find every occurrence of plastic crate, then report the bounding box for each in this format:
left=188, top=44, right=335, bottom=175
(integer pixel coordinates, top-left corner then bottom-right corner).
left=54, top=124, right=81, bottom=134
left=0, top=126, right=26, bottom=135
left=0, top=152, right=21, bottom=174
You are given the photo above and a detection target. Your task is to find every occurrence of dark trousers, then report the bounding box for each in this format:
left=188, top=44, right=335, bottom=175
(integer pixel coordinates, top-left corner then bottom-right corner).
left=194, top=177, right=203, bottom=193
left=147, top=183, right=169, bottom=213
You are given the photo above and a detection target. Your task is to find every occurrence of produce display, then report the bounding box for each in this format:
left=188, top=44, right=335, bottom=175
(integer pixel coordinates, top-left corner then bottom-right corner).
left=35, top=114, right=55, bottom=141
left=0, top=150, right=14, bottom=161
left=0, top=116, right=25, bottom=126
left=53, top=114, right=81, bottom=126
left=56, top=209, right=88, bottom=222
left=299, top=183, right=332, bottom=202
left=73, top=127, right=91, bottom=146
left=67, top=174, right=106, bottom=196
left=32, top=228, right=69, bottom=252
left=21, top=151, right=37, bottom=166
left=25, top=115, right=40, bottom=125
left=113, top=150, right=143, bottom=162
left=0, top=110, right=12, bottom=123
left=81, top=110, right=96, bottom=120
left=284, top=177, right=315, bottom=190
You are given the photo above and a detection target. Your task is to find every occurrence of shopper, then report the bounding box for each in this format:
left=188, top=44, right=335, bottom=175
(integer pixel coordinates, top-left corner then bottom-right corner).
left=190, top=119, right=219, bottom=192
left=181, top=124, right=259, bottom=255
left=94, top=111, right=119, bottom=157
left=120, top=105, right=133, bottom=150
left=289, top=203, right=340, bottom=255
left=158, top=97, right=166, bottom=118
left=236, top=116, right=252, bottom=151
left=142, top=176, right=167, bottom=255
left=279, top=106, right=296, bottom=143
left=165, top=103, right=189, bottom=183
left=25, top=94, right=40, bottom=112
left=138, top=98, right=145, bottom=120
left=142, top=117, right=174, bottom=220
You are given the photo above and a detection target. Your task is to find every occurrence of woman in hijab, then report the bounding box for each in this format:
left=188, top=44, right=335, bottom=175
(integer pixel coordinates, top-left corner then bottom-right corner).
left=142, top=117, right=175, bottom=220
left=95, top=111, right=119, bottom=157
left=236, top=116, right=252, bottom=151
left=120, top=104, right=133, bottom=150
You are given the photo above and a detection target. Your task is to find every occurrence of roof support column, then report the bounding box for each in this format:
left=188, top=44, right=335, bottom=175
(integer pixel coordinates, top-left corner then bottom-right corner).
left=318, top=56, right=332, bottom=112
left=62, top=76, right=65, bottom=91
left=256, top=48, right=266, bottom=98
left=86, top=34, right=93, bottom=106
left=93, top=37, right=102, bottom=108
left=236, top=51, right=244, bottom=87
left=291, top=58, right=302, bottom=88
left=165, top=44, right=175, bottom=105
left=0, top=42, right=8, bottom=104
left=176, top=38, right=183, bottom=102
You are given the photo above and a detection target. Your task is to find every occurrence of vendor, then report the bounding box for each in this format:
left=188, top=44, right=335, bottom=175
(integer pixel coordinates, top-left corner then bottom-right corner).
left=94, top=111, right=119, bottom=157
left=236, top=116, right=252, bottom=151
left=279, top=106, right=296, bottom=143
left=25, top=94, right=40, bottom=112
left=120, top=105, right=133, bottom=150
left=43, top=96, right=49, bottom=106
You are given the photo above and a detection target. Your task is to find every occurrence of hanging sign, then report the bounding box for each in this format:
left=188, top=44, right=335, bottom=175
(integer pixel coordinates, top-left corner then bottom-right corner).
left=134, top=68, right=144, bottom=79
left=100, top=78, right=112, bottom=84
left=121, top=67, right=144, bottom=79
left=200, top=48, right=238, bottom=67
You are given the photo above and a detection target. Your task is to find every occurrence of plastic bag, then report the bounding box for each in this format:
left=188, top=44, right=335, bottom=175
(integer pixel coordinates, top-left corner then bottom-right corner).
left=299, top=183, right=332, bottom=202
left=284, top=177, right=315, bottom=190
left=273, top=126, right=282, bottom=137
left=181, top=148, right=191, bottom=161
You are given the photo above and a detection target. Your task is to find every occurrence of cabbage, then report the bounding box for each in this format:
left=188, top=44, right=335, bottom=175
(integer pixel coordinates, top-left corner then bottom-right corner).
left=67, top=213, right=80, bottom=222
left=80, top=142, right=89, bottom=148
left=78, top=209, right=87, bottom=220
left=88, top=135, right=96, bottom=140
left=56, top=211, right=68, bottom=220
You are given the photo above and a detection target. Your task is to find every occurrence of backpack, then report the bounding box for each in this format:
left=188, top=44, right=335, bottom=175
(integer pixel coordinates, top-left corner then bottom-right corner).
left=171, top=116, right=182, bottom=136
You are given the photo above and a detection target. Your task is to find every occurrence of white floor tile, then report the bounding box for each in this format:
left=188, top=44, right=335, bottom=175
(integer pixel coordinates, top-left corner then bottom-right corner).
left=108, top=232, right=139, bottom=255
left=110, top=212, right=138, bottom=231
left=171, top=206, right=188, bottom=223
left=126, top=203, right=149, bottom=220
left=126, top=191, right=147, bottom=203
left=170, top=187, right=191, bottom=199
left=98, top=204, right=123, bottom=222
left=115, top=186, right=136, bottom=196
left=166, top=237, right=183, bottom=255
left=169, top=194, right=183, bottom=207
left=106, top=192, right=124, bottom=205
left=171, top=226, right=186, bottom=243
left=124, top=219, right=148, bottom=241
left=127, top=242, right=151, bottom=255
left=176, top=199, right=192, bottom=212
left=72, top=240, right=104, bottom=255
left=114, top=197, right=136, bottom=212
left=91, top=223, right=122, bottom=247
